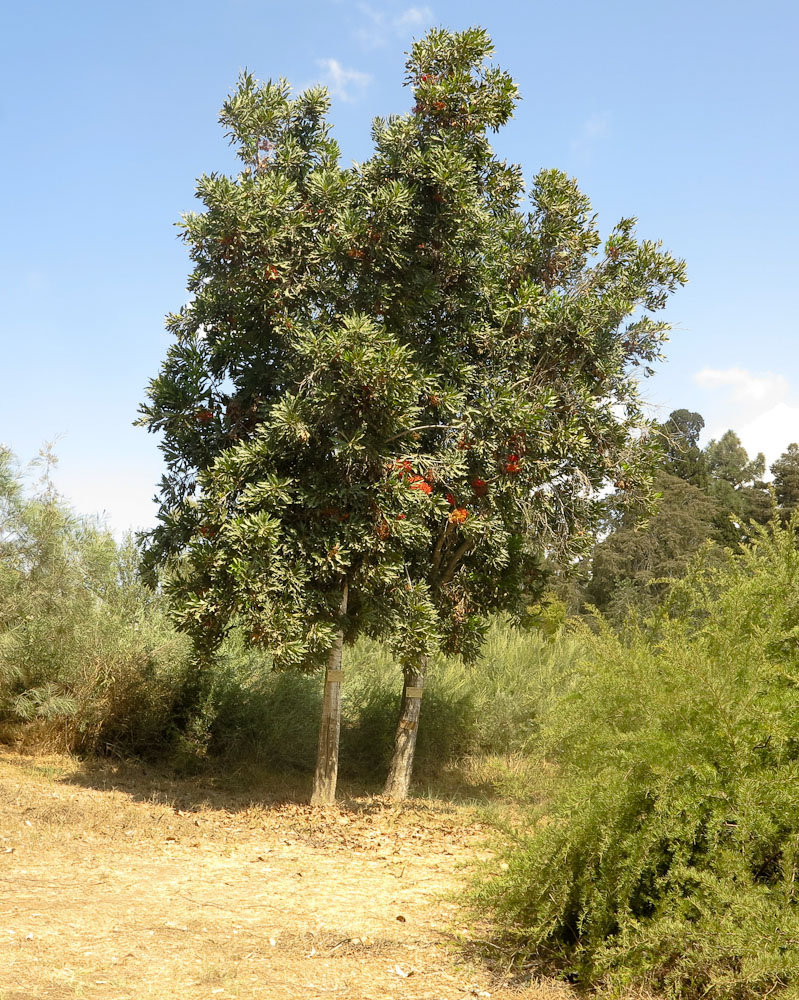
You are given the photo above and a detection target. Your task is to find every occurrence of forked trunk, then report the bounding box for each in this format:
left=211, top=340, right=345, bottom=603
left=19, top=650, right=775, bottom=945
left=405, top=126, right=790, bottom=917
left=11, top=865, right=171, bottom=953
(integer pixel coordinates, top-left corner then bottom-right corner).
left=311, top=581, right=349, bottom=806
left=383, top=659, right=427, bottom=801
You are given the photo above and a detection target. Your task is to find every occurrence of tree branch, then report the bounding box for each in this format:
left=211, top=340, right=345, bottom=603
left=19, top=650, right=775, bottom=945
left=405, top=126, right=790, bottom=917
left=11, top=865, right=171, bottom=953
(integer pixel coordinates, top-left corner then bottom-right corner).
left=437, top=537, right=474, bottom=588
left=431, top=521, right=453, bottom=572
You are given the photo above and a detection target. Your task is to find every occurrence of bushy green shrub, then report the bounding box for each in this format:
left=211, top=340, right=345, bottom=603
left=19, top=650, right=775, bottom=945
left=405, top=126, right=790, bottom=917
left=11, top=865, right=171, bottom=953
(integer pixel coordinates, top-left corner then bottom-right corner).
left=0, top=448, right=193, bottom=753
left=474, top=522, right=799, bottom=998
left=201, top=624, right=579, bottom=780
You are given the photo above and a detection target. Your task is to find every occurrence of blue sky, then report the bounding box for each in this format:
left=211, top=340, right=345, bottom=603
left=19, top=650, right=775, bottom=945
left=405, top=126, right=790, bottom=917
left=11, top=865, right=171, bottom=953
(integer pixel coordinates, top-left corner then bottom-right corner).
left=2, top=0, right=798, bottom=532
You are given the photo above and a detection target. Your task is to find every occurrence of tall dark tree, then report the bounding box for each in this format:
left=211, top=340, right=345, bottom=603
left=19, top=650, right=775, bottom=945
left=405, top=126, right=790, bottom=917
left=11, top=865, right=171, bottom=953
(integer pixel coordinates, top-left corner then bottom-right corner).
left=140, top=26, right=685, bottom=802
left=771, top=443, right=799, bottom=521
left=585, top=470, right=719, bottom=615
left=658, top=408, right=708, bottom=487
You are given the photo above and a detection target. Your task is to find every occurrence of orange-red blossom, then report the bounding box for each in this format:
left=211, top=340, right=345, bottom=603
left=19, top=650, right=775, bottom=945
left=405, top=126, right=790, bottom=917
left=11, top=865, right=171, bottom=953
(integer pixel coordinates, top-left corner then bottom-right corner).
left=408, top=475, right=433, bottom=494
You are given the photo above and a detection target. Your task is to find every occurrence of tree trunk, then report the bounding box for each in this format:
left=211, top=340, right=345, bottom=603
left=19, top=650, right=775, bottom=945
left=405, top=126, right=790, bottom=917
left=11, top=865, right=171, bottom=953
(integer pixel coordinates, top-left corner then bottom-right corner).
left=311, top=581, right=349, bottom=806
left=383, top=659, right=427, bottom=801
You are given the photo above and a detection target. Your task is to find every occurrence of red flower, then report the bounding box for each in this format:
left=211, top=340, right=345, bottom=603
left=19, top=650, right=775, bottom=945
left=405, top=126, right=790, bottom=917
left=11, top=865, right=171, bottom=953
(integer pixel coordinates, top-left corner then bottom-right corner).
left=471, top=478, right=488, bottom=497
left=409, top=476, right=433, bottom=494
left=449, top=507, right=468, bottom=525
left=195, top=408, right=214, bottom=424
left=397, top=514, right=406, bottom=520
left=265, top=265, right=279, bottom=281
left=445, top=492, right=456, bottom=506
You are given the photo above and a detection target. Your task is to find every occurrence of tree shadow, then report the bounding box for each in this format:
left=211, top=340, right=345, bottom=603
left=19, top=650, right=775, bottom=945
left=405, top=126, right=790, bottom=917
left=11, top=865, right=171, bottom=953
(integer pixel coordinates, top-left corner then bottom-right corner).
left=53, top=753, right=490, bottom=818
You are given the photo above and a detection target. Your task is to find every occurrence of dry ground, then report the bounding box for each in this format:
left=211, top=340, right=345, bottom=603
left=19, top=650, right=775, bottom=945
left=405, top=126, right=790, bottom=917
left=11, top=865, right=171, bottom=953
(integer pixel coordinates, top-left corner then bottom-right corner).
left=0, top=752, right=573, bottom=1000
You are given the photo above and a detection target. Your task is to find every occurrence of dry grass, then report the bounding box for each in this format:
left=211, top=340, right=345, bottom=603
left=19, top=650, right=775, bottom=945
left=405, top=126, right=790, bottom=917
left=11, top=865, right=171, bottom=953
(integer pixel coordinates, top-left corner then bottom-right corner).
left=0, top=751, right=573, bottom=1000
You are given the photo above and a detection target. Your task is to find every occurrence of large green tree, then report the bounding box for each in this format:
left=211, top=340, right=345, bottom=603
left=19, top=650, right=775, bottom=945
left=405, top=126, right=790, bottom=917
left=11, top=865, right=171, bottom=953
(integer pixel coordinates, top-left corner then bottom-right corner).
left=140, top=26, right=685, bottom=802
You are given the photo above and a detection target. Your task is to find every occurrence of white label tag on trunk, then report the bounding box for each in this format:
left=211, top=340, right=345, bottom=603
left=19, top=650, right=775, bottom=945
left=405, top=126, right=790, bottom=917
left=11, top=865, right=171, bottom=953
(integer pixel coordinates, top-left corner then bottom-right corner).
left=326, top=670, right=344, bottom=682
left=405, top=687, right=423, bottom=699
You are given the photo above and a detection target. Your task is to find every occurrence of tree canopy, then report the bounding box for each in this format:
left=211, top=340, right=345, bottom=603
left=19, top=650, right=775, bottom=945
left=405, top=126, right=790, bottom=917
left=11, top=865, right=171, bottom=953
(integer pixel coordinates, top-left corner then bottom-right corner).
left=140, top=26, right=686, bottom=800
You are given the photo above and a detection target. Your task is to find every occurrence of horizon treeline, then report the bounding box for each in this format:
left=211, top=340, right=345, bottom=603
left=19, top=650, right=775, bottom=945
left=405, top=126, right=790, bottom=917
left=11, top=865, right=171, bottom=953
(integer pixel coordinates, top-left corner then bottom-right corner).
left=557, top=408, right=799, bottom=619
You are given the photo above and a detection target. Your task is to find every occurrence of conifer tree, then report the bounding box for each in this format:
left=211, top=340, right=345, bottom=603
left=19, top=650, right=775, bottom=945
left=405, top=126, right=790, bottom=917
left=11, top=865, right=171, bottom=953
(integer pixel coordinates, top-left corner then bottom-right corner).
left=659, top=408, right=708, bottom=487
left=771, top=443, right=799, bottom=521
left=140, top=27, right=686, bottom=802
left=704, top=430, right=772, bottom=545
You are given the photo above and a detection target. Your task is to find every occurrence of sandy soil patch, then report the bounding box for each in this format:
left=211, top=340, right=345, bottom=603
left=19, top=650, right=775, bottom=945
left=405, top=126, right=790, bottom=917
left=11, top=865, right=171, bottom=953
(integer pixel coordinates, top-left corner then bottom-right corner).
left=0, top=753, right=571, bottom=1000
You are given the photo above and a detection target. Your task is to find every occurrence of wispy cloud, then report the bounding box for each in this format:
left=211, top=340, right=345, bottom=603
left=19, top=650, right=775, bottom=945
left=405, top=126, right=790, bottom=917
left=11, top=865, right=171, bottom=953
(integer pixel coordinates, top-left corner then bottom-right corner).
left=316, top=58, right=373, bottom=102
left=571, top=113, right=611, bottom=157
left=354, top=3, right=434, bottom=49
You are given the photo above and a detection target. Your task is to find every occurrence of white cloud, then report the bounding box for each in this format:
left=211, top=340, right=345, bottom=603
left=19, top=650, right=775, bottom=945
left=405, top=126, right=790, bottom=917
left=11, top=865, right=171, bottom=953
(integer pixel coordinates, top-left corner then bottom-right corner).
left=693, top=366, right=799, bottom=468
left=354, top=3, right=434, bottom=48
left=737, top=402, right=799, bottom=468
left=393, top=5, right=432, bottom=29
left=316, top=58, right=373, bottom=102
left=694, top=366, right=789, bottom=405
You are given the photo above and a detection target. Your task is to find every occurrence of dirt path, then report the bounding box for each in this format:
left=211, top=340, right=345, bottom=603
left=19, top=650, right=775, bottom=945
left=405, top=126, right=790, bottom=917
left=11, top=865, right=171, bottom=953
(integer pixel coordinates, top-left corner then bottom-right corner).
left=0, top=754, right=569, bottom=1000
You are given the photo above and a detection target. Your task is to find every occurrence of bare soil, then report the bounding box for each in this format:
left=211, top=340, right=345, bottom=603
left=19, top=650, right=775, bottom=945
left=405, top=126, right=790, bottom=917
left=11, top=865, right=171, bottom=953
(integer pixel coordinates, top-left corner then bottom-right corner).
left=0, top=753, right=572, bottom=1000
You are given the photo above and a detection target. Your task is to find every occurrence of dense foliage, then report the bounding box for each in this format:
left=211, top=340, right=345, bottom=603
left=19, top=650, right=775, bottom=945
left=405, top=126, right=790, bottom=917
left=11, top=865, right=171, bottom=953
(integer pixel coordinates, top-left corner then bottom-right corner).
left=139, top=25, right=685, bottom=799
left=140, top=27, right=684, bottom=665
left=0, top=445, right=574, bottom=771
left=0, top=447, right=192, bottom=753
left=582, top=412, right=795, bottom=615
left=476, top=518, right=799, bottom=998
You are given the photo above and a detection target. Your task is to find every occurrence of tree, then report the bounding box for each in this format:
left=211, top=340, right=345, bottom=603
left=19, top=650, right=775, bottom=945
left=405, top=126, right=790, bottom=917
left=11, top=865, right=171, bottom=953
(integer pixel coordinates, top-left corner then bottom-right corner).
left=771, top=443, right=799, bottom=521
left=585, top=470, right=719, bottom=616
left=140, top=26, right=686, bottom=802
left=704, top=430, right=772, bottom=545
left=658, top=408, right=708, bottom=487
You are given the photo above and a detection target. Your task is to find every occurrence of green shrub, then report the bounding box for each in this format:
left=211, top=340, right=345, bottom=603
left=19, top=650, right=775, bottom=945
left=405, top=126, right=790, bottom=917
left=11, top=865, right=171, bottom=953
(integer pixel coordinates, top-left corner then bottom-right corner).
left=201, top=624, right=579, bottom=781
left=474, top=522, right=799, bottom=998
left=0, top=447, right=193, bottom=754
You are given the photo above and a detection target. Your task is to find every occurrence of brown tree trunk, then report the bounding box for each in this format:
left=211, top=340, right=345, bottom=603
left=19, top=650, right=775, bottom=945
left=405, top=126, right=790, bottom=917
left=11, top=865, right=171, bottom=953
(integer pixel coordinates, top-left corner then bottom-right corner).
left=383, top=659, right=427, bottom=801
left=311, top=581, right=348, bottom=806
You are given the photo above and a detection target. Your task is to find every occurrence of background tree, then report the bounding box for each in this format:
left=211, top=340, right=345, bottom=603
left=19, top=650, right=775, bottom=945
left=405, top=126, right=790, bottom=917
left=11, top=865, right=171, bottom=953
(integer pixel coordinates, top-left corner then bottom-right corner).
left=140, top=26, right=686, bottom=802
left=704, top=430, right=772, bottom=545
left=584, top=470, right=719, bottom=616
left=658, top=408, right=708, bottom=487
left=771, top=443, right=799, bottom=522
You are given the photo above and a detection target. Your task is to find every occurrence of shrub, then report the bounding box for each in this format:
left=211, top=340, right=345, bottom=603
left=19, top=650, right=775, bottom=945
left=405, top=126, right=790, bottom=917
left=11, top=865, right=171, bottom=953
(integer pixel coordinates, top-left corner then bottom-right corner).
left=201, top=624, right=579, bottom=781
left=474, top=522, right=799, bottom=998
left=0, top=447, right=193, bottom=754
